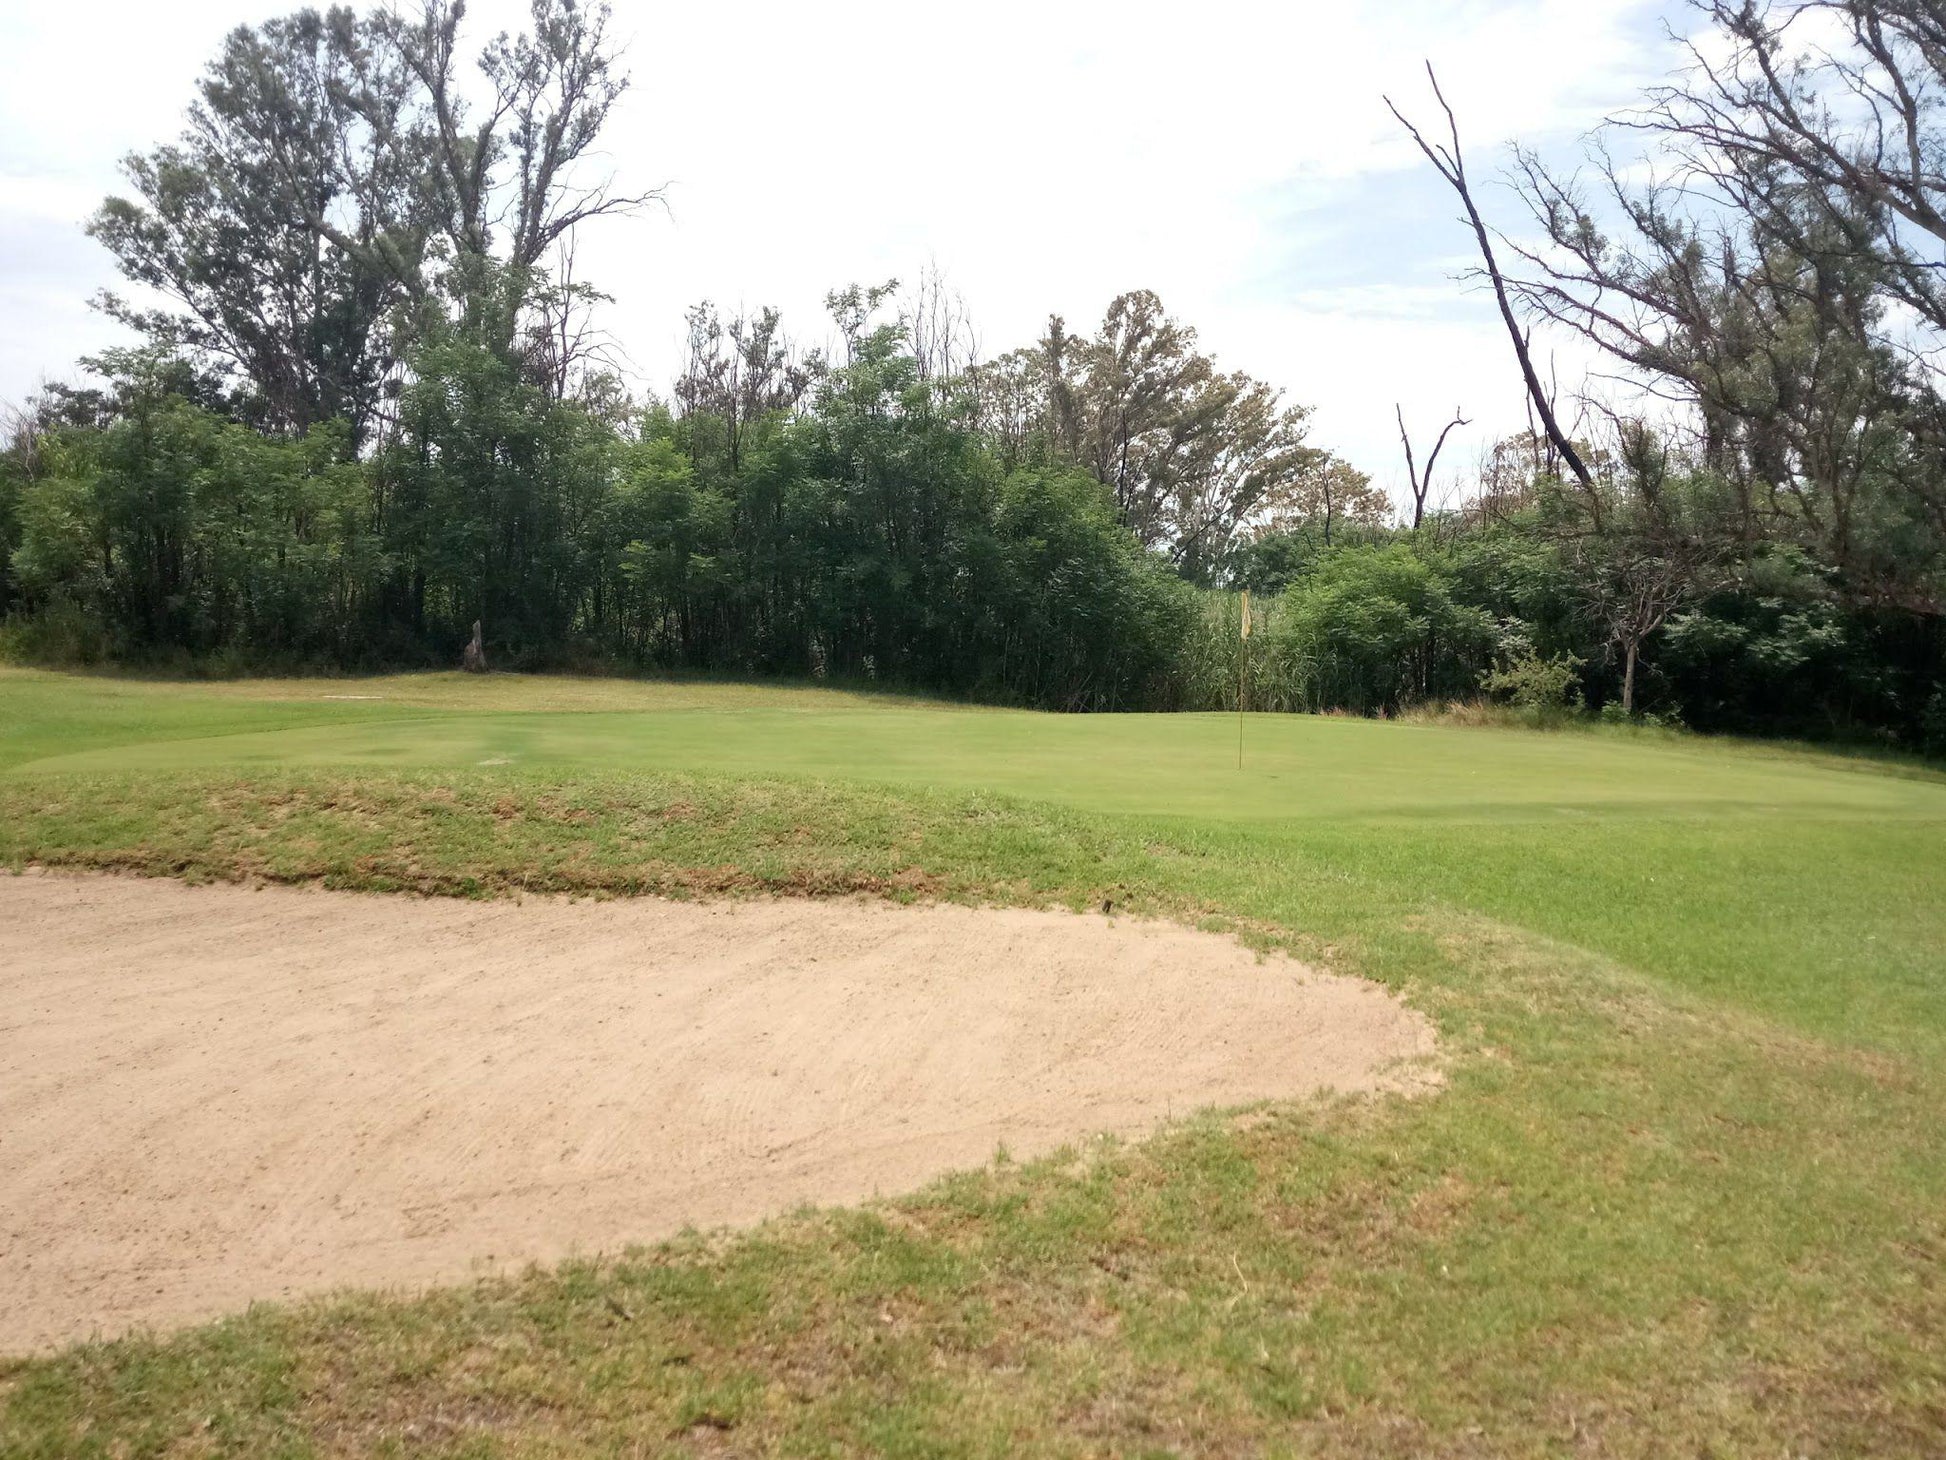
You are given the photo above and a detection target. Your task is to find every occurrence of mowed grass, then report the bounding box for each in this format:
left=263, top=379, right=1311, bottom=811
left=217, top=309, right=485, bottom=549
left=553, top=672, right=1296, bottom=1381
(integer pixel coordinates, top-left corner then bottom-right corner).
left=2, top=665, right=1944, bottom=1456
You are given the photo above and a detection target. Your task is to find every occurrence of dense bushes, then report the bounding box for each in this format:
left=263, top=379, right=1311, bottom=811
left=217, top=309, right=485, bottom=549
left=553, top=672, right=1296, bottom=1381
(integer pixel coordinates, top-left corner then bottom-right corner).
left=4, top=392, right=369, bottom=662
left=1220, top=520, right=1943, bottom=747
left=975, top=469, right=1198, bottom=710
left=1183, top=547, right=1496, bottom=717
left=3, top=342, right=1940, bottom=750
left=0, top=340, right=1199, bottom=712
left=1275, top=547, right=1495, bottom=714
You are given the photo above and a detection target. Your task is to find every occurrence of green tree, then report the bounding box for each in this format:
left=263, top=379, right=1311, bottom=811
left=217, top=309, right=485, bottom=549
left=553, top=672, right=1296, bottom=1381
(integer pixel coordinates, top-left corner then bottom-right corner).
left=1278, top=546, right=1495, bottom=714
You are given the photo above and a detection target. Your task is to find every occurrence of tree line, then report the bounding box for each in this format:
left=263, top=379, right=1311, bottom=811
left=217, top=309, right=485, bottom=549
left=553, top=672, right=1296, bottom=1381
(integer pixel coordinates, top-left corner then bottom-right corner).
left=1, top=0, right=1942, bottom=753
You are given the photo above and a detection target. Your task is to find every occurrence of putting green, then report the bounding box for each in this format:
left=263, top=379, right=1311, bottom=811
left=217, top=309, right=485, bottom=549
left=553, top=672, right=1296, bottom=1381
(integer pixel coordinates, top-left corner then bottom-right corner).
left=10, top=673, right=1942, bottom=826
left=7, top=666, right=1945, bottom=1045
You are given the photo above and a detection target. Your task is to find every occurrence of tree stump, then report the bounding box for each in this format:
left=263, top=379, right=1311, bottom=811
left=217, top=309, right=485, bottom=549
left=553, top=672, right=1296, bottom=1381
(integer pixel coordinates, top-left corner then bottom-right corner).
left=461, top=620, right=488, bottom=673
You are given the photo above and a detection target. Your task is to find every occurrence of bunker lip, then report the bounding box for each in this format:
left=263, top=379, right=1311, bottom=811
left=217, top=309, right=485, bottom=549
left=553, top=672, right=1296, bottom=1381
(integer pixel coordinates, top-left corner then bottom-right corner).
left=0, top=870, right=1439, bottom=1354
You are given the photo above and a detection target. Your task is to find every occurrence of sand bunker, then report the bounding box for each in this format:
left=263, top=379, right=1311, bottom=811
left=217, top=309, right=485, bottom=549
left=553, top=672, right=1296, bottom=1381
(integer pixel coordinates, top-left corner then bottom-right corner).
left=0, top=871, right=1436, bottom=1351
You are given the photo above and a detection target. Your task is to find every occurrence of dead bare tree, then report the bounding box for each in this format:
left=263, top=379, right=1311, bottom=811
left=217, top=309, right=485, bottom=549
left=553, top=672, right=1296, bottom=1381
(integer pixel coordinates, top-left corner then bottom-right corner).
left=1396, top=402, right=1470, bottom=529
left=1577, top=541, right=1690, bottom=714
left=375, top=0, right=659, bottom=268
left=674, top=302, right=817, bottom=471
left=1385, top=64, right=1596, bottom=492
left=1638, top=1, right=1946, bottom=337
left=524, top=235, right=627, bottom=403
left=906, top=265, right=980, bottom=387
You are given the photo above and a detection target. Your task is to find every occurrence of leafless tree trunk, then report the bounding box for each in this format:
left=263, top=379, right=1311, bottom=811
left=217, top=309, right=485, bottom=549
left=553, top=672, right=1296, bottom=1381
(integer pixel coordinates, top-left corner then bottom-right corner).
left=1396, top=402, right=1469, bottom=529
left=906, top=266, right=980, bottom=387
left=1387, top=64, right=1595, bottom=491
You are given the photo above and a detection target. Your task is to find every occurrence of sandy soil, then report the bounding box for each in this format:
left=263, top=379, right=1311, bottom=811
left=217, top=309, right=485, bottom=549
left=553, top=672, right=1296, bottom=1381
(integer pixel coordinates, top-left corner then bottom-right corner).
left=0, top=871, right=1436, bottom=1352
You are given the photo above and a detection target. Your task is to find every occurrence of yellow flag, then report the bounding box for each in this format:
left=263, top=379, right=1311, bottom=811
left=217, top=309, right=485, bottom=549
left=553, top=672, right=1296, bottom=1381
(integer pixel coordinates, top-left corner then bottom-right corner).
left=1239, top=590, right=1252, bottom=639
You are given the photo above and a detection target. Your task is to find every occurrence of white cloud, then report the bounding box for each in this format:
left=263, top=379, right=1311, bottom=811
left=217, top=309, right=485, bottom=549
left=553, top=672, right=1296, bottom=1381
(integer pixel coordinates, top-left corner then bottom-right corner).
left=0, top=0, right=1688, bottom=505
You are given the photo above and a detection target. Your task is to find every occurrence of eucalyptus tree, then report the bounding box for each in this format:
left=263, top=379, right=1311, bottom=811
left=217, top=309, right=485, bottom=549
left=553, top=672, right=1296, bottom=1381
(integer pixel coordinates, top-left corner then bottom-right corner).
left=972, top=291, right=1330, bottom=582
left=89, top=0, right=654, bottom=442
left=369, top=0, right=656, bottom=355
left=89, top=7, right=424, bottom=446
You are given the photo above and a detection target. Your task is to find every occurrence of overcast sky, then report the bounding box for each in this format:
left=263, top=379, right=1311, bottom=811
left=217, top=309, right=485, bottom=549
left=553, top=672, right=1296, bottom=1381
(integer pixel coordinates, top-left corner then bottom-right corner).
left=0, top=0, right=1690, bottom=507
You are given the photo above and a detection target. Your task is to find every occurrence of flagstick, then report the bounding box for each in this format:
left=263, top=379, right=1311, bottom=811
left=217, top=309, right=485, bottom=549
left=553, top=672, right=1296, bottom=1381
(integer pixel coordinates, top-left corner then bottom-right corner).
left=1237, top=590, right=1249, bottom=770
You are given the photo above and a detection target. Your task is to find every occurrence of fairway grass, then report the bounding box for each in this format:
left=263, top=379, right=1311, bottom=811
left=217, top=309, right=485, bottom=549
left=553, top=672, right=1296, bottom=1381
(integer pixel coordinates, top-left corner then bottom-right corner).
left=2, top=666, right=1944, bottom=1456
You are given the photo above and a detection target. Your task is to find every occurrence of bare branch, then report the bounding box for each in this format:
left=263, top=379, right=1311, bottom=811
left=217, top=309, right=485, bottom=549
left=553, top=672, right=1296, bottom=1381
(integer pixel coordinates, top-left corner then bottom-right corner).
left=1387, top=64, right=1596, bottom=490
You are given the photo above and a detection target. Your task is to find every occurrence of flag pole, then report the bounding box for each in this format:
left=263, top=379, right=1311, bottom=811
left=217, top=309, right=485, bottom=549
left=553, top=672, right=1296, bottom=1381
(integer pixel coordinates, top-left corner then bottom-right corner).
left=1237, top=590, right=1250, bottom=770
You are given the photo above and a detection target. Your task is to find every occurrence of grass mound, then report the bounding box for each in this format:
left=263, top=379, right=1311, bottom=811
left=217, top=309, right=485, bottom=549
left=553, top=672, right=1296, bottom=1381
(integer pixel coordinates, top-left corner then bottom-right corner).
left=2, top=667, right=1943, bottom=1455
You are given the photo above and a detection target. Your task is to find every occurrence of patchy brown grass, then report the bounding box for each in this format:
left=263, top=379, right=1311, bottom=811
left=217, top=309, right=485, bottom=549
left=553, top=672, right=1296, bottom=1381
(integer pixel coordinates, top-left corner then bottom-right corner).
left=2, top=763, right=1943, bottom=1455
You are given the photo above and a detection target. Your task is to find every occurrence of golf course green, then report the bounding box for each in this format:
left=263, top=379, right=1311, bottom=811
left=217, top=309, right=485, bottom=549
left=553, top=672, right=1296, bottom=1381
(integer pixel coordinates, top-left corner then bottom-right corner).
left=11, top=672, right=1936, bottom=824
left=3, top=664, right=1944, bottom=1455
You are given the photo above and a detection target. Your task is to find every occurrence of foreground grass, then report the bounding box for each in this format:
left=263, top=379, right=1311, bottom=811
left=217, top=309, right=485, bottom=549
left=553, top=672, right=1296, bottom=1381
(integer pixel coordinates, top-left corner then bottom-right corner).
left=2, top=670, right=1944, bottom=1455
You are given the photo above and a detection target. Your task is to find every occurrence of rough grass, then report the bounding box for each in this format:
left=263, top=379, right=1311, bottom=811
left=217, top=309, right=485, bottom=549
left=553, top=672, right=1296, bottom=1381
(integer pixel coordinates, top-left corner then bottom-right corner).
left=1, top=668, right=1944, bottom=1456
